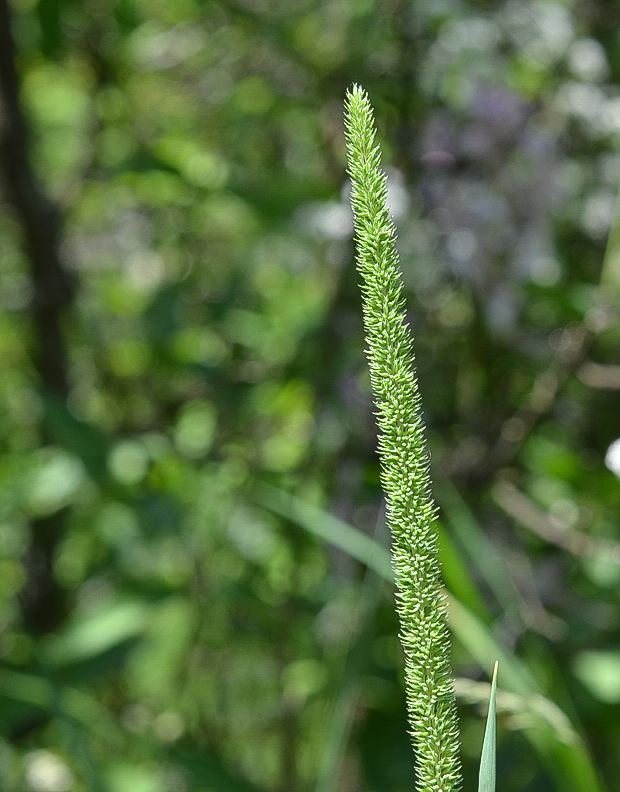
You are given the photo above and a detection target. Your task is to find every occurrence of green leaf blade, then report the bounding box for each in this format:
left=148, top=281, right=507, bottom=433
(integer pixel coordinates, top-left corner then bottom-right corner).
left=478, top=661, right=499, bottom=792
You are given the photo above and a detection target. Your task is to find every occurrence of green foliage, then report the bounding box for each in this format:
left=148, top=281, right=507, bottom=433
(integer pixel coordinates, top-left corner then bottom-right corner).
left=344, top=85, right=461, bottom=792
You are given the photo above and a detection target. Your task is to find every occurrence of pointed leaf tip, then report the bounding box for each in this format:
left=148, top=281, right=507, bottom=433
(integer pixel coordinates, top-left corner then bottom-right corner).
left=478, top=661, right=498, bottom=792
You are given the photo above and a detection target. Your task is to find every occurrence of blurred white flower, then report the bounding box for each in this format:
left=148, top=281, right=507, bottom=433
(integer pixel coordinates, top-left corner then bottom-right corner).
left=568, top=38, right=609, bottom=83
left=25, top=751, right=73, bottom=792
left=605, top=438, right=620, bottom=478
left=297, top=200, right=353, bottom=239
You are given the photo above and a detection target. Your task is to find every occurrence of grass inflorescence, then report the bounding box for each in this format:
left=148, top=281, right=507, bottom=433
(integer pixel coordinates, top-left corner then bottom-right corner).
left=344, top=84, right=462, bottom=792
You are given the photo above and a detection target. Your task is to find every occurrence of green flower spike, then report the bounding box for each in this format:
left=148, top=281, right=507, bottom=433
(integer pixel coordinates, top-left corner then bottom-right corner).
left=344, top=84, right=462, bottom=792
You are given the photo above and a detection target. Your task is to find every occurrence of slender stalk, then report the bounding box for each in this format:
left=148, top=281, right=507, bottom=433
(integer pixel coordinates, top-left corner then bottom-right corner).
left=344, top=85, right=461, bottom=792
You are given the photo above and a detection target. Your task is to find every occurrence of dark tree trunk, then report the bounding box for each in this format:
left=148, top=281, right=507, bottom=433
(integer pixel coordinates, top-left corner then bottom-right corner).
left=0, top=0, right=75, bottom=635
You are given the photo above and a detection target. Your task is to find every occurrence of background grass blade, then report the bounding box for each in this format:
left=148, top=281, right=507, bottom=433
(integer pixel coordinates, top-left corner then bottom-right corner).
left=434, top=468, right=532, bottom=629
left=254, top=482, right=394, bottom=581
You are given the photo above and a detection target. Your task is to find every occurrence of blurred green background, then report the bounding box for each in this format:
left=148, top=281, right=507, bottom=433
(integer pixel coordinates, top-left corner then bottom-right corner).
left=2, top=0, right=620, bottom=790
